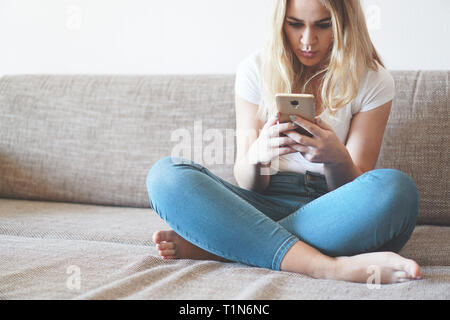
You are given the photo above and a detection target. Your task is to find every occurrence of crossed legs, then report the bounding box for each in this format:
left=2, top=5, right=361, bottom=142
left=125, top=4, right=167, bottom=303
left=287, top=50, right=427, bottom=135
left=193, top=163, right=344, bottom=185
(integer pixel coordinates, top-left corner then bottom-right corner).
left=147, top=157, right=422, bottom=283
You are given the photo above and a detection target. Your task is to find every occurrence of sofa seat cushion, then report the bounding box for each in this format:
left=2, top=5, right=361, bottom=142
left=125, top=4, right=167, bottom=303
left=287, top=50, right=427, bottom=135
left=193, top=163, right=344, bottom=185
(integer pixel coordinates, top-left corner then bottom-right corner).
left=1, top=199, right=448, bottom=266
left=1, top=199, right=449, bottom=299
left=0, top=198, right=168, bottom=246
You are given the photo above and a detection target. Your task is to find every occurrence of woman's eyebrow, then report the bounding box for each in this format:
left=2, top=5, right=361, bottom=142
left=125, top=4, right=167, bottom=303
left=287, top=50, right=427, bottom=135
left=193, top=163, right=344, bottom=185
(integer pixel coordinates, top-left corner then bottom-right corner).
left=286, top=16, right=331, bottom=23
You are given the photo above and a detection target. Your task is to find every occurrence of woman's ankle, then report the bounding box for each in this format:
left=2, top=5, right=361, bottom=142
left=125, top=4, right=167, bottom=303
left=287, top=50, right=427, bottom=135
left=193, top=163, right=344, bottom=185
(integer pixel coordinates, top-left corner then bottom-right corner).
left=309, top=254, right=338, bottom=280
left=280, top=241, right=337, bottom=280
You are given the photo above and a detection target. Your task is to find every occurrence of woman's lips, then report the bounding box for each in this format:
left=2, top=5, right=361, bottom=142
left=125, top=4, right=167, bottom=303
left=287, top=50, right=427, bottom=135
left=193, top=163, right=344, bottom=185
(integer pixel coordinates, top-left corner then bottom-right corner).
left=300, top=50, right=317, bottom=58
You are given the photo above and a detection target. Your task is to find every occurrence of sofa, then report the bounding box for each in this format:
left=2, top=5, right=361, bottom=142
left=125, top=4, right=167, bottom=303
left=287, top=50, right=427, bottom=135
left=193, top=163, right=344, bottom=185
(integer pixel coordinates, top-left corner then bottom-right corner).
left=0, top=71, right=448, bottom=300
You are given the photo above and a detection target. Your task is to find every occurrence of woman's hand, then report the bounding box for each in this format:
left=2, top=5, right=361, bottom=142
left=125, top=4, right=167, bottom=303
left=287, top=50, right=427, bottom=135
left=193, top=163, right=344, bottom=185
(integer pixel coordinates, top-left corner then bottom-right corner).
left=247, top=112, right=300, bottom=165
left=283, top=115, right=351, bottom=165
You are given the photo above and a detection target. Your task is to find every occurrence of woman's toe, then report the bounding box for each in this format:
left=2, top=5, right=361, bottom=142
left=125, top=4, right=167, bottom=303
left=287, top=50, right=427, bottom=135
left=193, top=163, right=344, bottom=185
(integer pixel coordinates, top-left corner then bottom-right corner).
left=157, top=242, right=176, bottom=250
left=406, top=260, right=422, bottom=278
left=152, top=230, right=173, bottom=244
left=160, top=248, right=176, bottom=255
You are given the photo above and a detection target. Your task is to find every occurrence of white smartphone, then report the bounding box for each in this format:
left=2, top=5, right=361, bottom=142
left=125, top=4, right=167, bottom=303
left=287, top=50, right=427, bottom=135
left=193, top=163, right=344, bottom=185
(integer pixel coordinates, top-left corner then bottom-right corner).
left=275, top=93, right=316, bottom=137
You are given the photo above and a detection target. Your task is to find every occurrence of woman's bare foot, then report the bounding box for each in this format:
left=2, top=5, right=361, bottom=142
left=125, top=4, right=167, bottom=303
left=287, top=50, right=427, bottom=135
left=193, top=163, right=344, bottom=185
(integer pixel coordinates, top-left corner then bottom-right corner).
left=152, top=230, right=230, bottom=263
left=280, top=241, right=422, bottom=284
left=334, top=251, right=423, bottom=284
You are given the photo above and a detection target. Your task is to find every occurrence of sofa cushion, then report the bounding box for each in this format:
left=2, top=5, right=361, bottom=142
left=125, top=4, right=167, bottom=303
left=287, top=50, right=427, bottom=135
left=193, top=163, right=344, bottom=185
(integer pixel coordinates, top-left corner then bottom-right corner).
left=0, top=75, right=236, bottom=209
left=0, top=73, right=448, bottom=224
left=0, top=199, right=449, bottom=299
left=0, top=199, right=167, bottom=246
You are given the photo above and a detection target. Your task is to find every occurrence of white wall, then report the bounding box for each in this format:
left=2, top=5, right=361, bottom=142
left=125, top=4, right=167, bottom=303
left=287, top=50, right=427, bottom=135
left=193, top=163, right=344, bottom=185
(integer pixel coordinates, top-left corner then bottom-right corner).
left=0, top=0, right=449, bottom=75
left=362, top=0, right=450, bottom=70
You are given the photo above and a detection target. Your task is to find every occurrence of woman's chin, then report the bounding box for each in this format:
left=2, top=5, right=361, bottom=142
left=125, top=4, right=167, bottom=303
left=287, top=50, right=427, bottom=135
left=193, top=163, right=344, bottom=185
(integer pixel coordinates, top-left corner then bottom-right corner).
left=301, top=61, right=317, bottom=67
left=297, top=55, right=319, bottom=66
left=297, top=56, right=329, bottom=72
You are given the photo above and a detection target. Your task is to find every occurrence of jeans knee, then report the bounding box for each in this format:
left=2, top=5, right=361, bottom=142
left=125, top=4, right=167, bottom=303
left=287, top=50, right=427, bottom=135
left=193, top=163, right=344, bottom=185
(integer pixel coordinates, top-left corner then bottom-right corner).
left=146, top=156, right=202, bottom=208
left=368, top=168, right=420, bottom=224
left=146, top=156, right=181, bottom=207
left=147, top=156, right=172, bottom=189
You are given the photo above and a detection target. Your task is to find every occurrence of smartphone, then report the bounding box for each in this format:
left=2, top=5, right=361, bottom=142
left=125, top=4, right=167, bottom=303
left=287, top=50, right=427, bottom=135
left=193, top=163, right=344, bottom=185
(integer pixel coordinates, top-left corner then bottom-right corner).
left=276, top=93, right=316, bottom=137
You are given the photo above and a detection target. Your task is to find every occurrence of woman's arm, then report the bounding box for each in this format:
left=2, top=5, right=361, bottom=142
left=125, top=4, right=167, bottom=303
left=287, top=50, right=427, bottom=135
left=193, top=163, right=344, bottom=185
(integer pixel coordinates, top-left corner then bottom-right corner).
left=324, top=100, right=392, bottom=190
left=233, top=95, right=271, bottom=192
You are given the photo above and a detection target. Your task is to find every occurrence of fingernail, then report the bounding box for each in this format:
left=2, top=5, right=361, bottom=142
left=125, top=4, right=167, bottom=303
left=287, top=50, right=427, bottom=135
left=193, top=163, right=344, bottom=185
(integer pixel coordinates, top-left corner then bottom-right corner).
left=292, top=122, right=298, bottom=128
left=289, top=115, right=296, bottom=122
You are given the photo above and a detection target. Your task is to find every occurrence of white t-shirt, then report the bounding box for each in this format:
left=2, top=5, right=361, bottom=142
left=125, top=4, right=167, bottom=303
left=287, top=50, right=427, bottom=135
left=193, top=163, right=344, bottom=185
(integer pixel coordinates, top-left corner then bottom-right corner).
left=234, top=50, right=396, bottom=175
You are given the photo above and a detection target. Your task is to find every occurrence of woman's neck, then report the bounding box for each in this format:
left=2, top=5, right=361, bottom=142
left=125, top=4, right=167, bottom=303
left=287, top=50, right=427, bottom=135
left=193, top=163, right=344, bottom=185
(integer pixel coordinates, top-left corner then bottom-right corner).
left=299, top=72, right=323, bottom=94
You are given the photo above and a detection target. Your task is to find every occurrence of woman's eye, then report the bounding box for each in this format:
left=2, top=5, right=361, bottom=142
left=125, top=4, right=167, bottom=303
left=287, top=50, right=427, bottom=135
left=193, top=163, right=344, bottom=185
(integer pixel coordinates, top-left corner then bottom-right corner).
left=319, top=23, right=332, bottom=29
left=288, top=22, right=303, bottom=28
left=287, top=22, right=331, bottom=29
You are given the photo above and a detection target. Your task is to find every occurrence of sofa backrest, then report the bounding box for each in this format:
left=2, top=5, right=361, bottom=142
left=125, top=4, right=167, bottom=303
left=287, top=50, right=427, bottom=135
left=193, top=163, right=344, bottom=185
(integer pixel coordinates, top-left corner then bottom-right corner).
left=375, top=71, right=449, bottom=225
left=0, top=72, right=448, bottom=225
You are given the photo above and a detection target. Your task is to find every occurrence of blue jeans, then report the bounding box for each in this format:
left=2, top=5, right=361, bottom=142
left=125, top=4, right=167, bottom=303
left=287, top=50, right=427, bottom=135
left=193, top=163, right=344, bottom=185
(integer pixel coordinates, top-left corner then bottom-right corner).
left=146, top=156, right=419, bottom=271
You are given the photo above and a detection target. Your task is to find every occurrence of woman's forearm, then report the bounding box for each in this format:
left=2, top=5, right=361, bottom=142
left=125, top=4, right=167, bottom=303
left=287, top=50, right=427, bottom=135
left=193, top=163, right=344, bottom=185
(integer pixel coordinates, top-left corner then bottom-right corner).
left=233, top=153, right=271, bottom=193
left=323, top=153, right=363, bottom=191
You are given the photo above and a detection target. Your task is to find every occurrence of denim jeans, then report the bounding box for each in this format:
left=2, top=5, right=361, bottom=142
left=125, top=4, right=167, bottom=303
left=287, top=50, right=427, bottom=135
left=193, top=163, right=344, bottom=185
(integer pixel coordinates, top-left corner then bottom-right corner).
left=146, top=156, right=419, bottom=271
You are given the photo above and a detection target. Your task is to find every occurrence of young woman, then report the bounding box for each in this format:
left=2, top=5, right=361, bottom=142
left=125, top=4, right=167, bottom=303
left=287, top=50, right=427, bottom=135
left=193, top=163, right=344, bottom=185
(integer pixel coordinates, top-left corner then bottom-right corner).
left=146, top=0, right=422, bottom=284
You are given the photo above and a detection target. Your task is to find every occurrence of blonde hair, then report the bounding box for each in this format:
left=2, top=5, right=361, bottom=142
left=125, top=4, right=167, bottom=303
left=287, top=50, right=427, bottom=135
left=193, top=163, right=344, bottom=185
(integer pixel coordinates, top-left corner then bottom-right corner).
left=259, top=0, right=384, bottom=122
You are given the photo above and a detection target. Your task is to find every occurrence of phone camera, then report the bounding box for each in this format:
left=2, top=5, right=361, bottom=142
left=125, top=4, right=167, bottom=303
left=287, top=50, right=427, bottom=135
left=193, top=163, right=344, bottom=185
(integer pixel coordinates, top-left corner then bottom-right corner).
left=290, top=100, right=300, bottom=109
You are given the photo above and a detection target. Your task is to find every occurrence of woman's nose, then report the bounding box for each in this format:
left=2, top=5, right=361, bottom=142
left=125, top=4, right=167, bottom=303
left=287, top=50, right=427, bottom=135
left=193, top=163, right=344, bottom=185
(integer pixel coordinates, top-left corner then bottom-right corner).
left=300, top=27, right=317, bottom=47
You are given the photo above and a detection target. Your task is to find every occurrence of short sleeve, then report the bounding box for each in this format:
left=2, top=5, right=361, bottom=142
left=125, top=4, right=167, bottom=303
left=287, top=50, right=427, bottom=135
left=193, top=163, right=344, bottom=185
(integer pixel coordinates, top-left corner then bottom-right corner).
left=352, top=64, right=396, bottom=115
left=234, top=51, right=262, bottom=106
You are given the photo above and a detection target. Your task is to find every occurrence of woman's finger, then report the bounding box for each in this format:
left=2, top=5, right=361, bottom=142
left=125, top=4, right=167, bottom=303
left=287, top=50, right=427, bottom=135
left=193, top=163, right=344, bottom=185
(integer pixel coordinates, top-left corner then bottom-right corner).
left=273, top=146, right=298, bottom=157
left=276, top=146, right=299, bottom=156
left=269, top=136, right=296, bottom=147
left=262, top=112, right=280, bottom=132
left=289, top=115, right=322, bottom=138
left=314, top=116, right=333, bottom=130
left=283, top=130, right=317, bottom=147
left=288, top=144, right=310, bottom=153
left=268, top=121, right=298, bottom=139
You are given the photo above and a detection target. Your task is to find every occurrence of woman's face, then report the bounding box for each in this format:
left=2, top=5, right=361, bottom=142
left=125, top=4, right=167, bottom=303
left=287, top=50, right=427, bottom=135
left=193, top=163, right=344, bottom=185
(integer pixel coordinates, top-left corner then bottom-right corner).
left=284, top=0, right=334, bottom=72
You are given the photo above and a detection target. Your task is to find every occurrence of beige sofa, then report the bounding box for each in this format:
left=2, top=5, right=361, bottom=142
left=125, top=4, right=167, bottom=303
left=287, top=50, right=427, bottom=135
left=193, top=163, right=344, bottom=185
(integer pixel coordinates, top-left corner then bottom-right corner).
left=0, top=72, right=448, bottom=299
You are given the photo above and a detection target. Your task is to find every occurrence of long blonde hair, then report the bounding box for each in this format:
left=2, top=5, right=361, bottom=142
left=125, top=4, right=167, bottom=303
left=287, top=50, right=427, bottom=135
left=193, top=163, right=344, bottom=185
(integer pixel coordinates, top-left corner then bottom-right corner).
left=259, top=0, right=385, bottom=122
